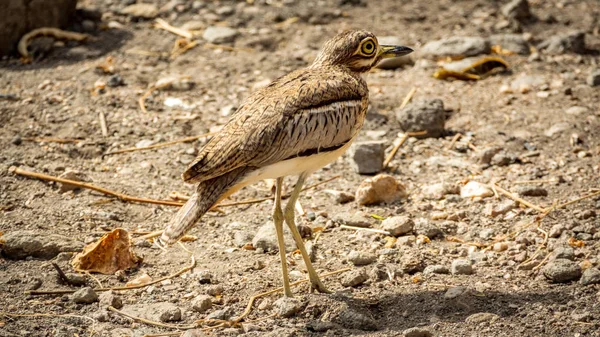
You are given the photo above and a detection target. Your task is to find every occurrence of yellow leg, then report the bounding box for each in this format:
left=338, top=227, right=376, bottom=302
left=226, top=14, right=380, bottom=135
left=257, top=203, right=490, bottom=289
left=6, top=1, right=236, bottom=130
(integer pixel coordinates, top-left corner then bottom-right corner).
left=283, top=173, right=331, bottom=294
left=274, top=177, right=293, bottom=297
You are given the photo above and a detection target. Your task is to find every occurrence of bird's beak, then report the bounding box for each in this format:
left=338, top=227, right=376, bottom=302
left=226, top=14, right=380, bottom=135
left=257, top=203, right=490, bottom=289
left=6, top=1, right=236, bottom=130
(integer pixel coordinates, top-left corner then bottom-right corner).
left=379, top=45, right=414, bottom=59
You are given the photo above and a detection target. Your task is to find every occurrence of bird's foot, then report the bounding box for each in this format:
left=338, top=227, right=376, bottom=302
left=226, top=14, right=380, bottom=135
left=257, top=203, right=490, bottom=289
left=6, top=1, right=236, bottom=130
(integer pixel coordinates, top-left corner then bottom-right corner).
left=309, top=278, right=332, bottom=294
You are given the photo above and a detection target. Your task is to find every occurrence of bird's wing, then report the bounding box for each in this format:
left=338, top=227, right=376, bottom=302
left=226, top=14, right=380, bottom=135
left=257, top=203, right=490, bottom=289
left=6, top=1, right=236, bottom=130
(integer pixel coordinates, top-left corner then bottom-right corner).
left=183, top=68, right=368, bottom=183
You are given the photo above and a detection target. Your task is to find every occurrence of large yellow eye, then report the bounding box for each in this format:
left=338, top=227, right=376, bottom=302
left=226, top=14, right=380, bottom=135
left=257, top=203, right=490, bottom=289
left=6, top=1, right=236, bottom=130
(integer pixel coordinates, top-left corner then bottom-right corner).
left=361, top=39, right=376, bottom=55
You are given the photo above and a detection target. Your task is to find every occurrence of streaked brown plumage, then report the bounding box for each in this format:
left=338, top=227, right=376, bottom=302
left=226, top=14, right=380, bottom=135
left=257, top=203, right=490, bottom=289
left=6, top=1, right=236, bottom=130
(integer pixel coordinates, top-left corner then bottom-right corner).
left=159, top=30, right=413, bottom=297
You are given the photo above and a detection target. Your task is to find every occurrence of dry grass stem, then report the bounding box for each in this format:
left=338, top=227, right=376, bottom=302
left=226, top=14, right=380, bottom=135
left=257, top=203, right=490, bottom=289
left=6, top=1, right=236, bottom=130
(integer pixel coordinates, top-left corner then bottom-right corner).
left=18, top=28, right=88, bottom=60
left=492, top=183, right=547, bottom=213
left=108, top=306, right=196, bottom=330
left=383, top=131, right=427, bottom=168
left=154, top=18, right=193, bottom=39
left=399, top=87, right=417, bottom=109
left=22, top=137, right=81, bottom=144
left=446, top=133, right=462, bottom=150
left=340, top=225, right=390, bottom=235
left=99, top=111, right=108, bottom=137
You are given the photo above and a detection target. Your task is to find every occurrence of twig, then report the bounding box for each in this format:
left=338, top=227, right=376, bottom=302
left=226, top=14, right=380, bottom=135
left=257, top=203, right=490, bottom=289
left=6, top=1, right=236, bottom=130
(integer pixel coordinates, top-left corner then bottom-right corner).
left=492, top=183, right=547, bottom=213
left=171, top=39, right=199, bottom=59
left=154, top=19, right=193, bottom=39
left=383, top=131, right=427, bottom=169
left=10, top=166, right=184, bottom=207
left=554, top=190, right=600, bottom=210
left=139, top=75, right=191, bottom=113
left=204, top=43, right=254, bottom=53
left=18, top=28, right=88, bottom=60
left=531, top=252, right=551, bottom=271
left=85, top=271, right=104, bottom=288
left=108, top=306, right=196, bottom=330
left=231, top=267, right=351, bottom=323
left=99, top=111, right=108, bottom=137
left=22, top=137, right=81, bottom=144
left=399, top=87, right=417, bottom=109
left=340, top=225, right=390, bottom=235
left=105, top=132, right=215, bottom=155
left=51, top=263, right=75, bottom=286
left=446, top=133, right=462, bottom=150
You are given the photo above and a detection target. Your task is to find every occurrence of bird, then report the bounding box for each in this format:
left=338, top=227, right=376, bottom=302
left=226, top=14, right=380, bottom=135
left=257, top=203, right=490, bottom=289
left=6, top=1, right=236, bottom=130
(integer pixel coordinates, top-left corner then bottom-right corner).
left=159, top=30, right=413, bottom=297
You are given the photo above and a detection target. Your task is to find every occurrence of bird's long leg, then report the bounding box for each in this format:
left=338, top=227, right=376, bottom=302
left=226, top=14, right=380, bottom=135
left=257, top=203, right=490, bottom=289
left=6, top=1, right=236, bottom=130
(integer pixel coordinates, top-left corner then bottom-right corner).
left=274, top=177, right=293, bottom=297
left=283, top=173, right=331, bottom=294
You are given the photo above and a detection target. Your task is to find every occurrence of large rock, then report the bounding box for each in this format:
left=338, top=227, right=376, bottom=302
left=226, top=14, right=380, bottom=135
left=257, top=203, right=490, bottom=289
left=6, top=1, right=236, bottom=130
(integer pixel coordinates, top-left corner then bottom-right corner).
left=348, top=141, right=386, bottom=174
left=0, top=0, right=78, bottom=55
left=396, top=99, right=446, bottom=138
left=420, top=37, right=490, bottom=58
left=537, top=31, right=586, bottom=54
left=1, top=231, right=84, bottom=259
left=542, top=259, right=582, bottom=283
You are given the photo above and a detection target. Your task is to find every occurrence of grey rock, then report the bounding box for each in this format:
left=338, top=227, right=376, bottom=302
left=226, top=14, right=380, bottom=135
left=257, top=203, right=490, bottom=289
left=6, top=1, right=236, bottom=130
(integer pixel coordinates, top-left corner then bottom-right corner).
left=477, top=147, right=503, bottom=165
left=545, top=122, right=571, bottom=137
left=331, top=304, right=377, bottom=330
left=252, top=221, right=295, bottom=253
left=537, top=31, right=586, bottom=54
left=121, top=3, right=159, bottom=19
left=182, top=330, right=209, bottom=337
left=395, top=235, right=416, bottom=247
left=551, top=247, right=574, bottom=261
left=99, top=290, right=122, bottom=309
left=273, top=297, right=303, bottom=318
left=479, top=228, right=495, bottom=240
left=489, top=34, right=530, bottom=55
left=501, top=0, right=531, bottom=21
left=420, top=37, right=490, bottom=58
left=202, top=26, right=239, bottom=44
left=422, top=182, right=459, bottom=200
left=571, top=311, right=591, bottom=322
left=194, top=270, right=212, bottom=284
left=207, top=306, right=235, bottom=320
left=549, top=224, right=565, bottom=238
left=543, top=259, right=582, bottom=283
left=396, top=99, right=445, bottom=138
left=465, top=312, right=500, bottom=323
left=414, top=221, right=443, bottom=239
left=122, top=303, right=183, bottom=322
left=11, top=135, right=22, bottom=145
left=340, top=268, right=368, bottom=287
left=490, top=151, right=518, bottom=166
left=451, top=259, right=473, bottom=275
left=332, top=212, right=372, bottom=228
left=381, top=216, right=414, bottom=237
left=514, top=186, right=548, bottom=197
left=306, top=320, right=336, bottom=332
left=580, top=268, right=600, bottom=285
left=233, top=230, right=253, bottom=247
left=444, top=286, right=469, bottom=299
left=206, top=284, right=224, bottom=296
left=348, top=141, right=386, bottom=174
left=71, top=287, right=98, bottom=304
left=64, top=273, right=87, bottom=286
left=347, top=250, right=376, bottom=266
left=587, top=69, right=600, bottom=87
left=375, top=36, right=414, bottom=69
left=191, top=295, right=212, bottom=313
left=369, top=263, right=391, bottom=281
left=158, top=306, right=182, bottom=322
left=1, top=231, right=84, bottom=260
left=423, top=264, right=450, bottom=275
left=107, top=74, right=124, bottom=87
left=324, top=190, right=355, bottom=204
left=400, top=253, right=425, bottom=274
left=403, top=327, right=433, bottom=337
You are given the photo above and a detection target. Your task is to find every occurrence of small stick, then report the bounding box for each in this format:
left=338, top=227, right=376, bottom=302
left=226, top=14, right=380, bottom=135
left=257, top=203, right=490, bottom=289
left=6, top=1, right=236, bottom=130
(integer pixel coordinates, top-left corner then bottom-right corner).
left=446, top=133, right=462, bottom=150
left=340, top=225, right=390, bottom=235
left=383, top=131, right=427, bottom=169
left=531, top=252, right=551, bottom=271
left=399, top=87, right=417, bottom=109
left=99, top=111, right=108, bottom=137
left=139, top=75, right=191, bottom=113
left=105, top=132, right=215, bottom=155
left=171, top=39, right=199, bottom=59
left=85, top=271, right=104, bottom=288
left=51, top=263, right=75, bottom=286
left=22, top=137, right=81, bottom=144
left=18, top=28, right=88, bottom=60
left=492, top=183, right=547, bottom=213
left=11, top=166, right=184, bottom=207
left=554, top=190, right=600, bottom=210
left=513, top=179, right=558, bottom=185
left=154, top=18, right=193, bottom=39
left=108, top=306, right=196, bottom=330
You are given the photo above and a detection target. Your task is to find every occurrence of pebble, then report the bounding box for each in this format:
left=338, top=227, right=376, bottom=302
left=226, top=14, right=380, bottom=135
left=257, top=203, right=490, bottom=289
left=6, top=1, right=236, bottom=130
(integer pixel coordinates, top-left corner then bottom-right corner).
left=413, top=221, right=443, bottom=239
left=340, top=268, right=368, bottom=287
left=331, top=304, right=377, bottom=330
left=580, top=268, right=600, bottom=285
left=206, top=285, right=224, bottom=296
left=233, top=230, right=253, bottom=247
left=99, top=290, right=122, bottom=309
left=356, top=174, right=407, bottom=206
left=191, top=295, right=213, bottom=313
left=477, top=146, right=502, bottom=164
left=551, top=247, right=574, bottom=261
left=106, top=74, right=124, bottom=87
left=510, top=75, right=546, bottom=93
left=332, top=212, right=372, bottom=227
left=71, top=287, right=98, bottom=304
left=420, top=37, right=490, bottom=58
left=465, top=312, right=500, bottom=323
left=202, top=26, right=239, bottom=44
left=1, top=231, right=84, bottom=260
left=375, top=36, right=414, bottom=69
left=544, top=122, right=571, bottom=137
left=252, top=221, right=295, bottom=253
left=11, top=135, right=22, bottom=145
left=273, top=297, right=303, bottom=318
left=64, top=273, right=87, bottom=286
left=488, top=34, right=530, bottom=55
left=324, top=190, right=355, bottom=204
left=422, top=182, right=459, bottom=200
left=423, top=265, right=449, bottom=275
left=395, top=235, right=416, bottom=247
left=486, top=199, right=518, bottom=217
left=347, top=250, right=376, bottom=266
left=501, top=0, right=531, bottom=21
left=537, top=31, right=586, bottom=54
left=514, top=186, right=548, bottom=197
left=444, top=286, right=469, bottom=300
left=587, top=69, right=600, bottom=87
left=460, top=181, right=493, bottom=199
left=549, top=224, right=565, bottom=238
left=135, top=139, right=154, bottom=148
left=490, top=151, right=518, bottom=166
left=479, top=228, right=495, bottom=240
left=182, top=330, right=208, bottom=337
left=181, top=21, right=205, bottom=31
left=396, top=99, right=446, bottom=138
left=542, top=259, right=582, bottom=283
left=121, top=3, right=159, bottom=19
left=206, top=306, right=234, bottom=320
left=493, top=242, right=508, bottom=252
left=403, top=327, right=433, bottom=337
left=451, top=259, right=473, bottom=275
left=348, top=141, right=386, bottom=174
left=381, top=216, right=414, bottom=237
left=306, top=320, right=336, bottom=332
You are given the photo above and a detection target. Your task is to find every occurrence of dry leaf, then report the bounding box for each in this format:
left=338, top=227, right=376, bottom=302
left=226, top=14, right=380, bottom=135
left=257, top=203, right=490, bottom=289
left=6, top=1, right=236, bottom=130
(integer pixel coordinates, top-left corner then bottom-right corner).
left=433, top=56, right=509, bottom=81
left=126, top=273, right=152, bottom=287
left=180, top=235, right=198, bottom=242
left=568, top=237, right=585, bottom=248
left=71, top=228, right=141, bottom=274
left=411, top=275, right=423, bottom=283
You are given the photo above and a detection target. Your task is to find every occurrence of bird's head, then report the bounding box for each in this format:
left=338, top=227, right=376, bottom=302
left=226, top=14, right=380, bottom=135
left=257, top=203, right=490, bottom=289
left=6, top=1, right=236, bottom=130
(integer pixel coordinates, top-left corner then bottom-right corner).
left=311, top=30, right=413, bottom=73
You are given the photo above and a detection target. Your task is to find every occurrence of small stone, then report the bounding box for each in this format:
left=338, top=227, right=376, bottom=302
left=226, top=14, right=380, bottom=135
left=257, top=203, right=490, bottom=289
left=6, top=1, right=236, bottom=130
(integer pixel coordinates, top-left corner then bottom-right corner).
left=121, top=4, right=159, bottom=19
left=258, top=298, right=272, bottom=311
left=375, top=36, right=414, bottom=69
left=191, top=295, right=212, bottom=313
left=488, top=34, right=530, bottom=55
left=206, top=285, right=224, bottom=296
left=207, top=306, right=234, bottom=320
left=542, top=259, right=582, bottom=283
left=202, top=26, right=239, bottom=44
left=395, top=235, right=416, bottom=247
left=289, top=270, right=305, bottom=281
left=413, top=221, right=443, bottom=239
left=396, top=99, right=445, bottom=138
left=348, top=141, right=386, bottom=174
left=551, top=247, right=574, bottom=261
left=11, top=135, right=22, bottom=145
left=490, top=151, right=518, bottom=166
left=233, top=231, right=253, bottom=247
left=194, top=270, right=212, bottom=284
left=356, top=174, right=407, bottom=206
left=477, top=147, right=503, bottom=165
left=71, top=287, right=98, bottom=304
left=1, top=231, right=84, bottom=260
left=135, top=139, right=154, bottom=148
left=420, top=37, right=490, bottom=58
left=501, top=0, right=531, bottom=21
left=324, top=190, right=355, bottom=204
left=381, top=216, right=414, bottom=237
left=580, top=268, right=600, bottom=285
left=81, top=20, right=95, bottom=32
left=64, top=273, right=87, bottom=286
left=252, top=221, right=295, bottom=252
left=403, top=327, right=433, bottom=337
left=492, top=242, right=508, bottom=252
left=106, top=74, right=124, bottom=87
left=479, top=228, right=495, bottom=240
left=422, top=182, right=459, bottom=200
left=400, top=253, right=425, bottom=274
left=587, top=69, right=600, bottom=87
left=514, top=186, right=548, bottom=197
left=347, top=251, right=376, bottom=266
left=332, top=212, right=372, bottom=227
left=28, top=278, right=43, bottom=290
left=340, top=269, right=368, bottom=287
left=182, top=330, right=209, bottom=337
left=273, top=297, right=303, bottom=318
left=486, top=199, right=518, bottom=217
left=99, top=290, right=122, bottom=309
left=58, top=170, right=92, bottom=193
left=331, top=304, right=377, bottom=330
left=423, top=265, right=449, bottom=275
left=306, top=320, right=336, bottom=332
left=465, top=312, right=500, bottom=324
left=537, top=31, right=586, bottom=54
left=460, top=181, right=493, bottom=199
left=444, top=286, right=469, bottom=300
left=451, top=259, right=473, bottom=275
left=216, top=6, right=235, bottom=16
left=566, top=106, right=588, bottom=115
left=158, top=306, right=182, bottom=322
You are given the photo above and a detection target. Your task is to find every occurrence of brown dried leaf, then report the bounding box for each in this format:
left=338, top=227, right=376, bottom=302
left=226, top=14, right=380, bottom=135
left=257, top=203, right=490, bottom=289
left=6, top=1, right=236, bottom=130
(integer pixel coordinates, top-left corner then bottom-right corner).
left=71, top=228, right=141, bottom=274
left=434, top=56, right=509, bottom=81
left=568, top=237, right=585, bottom=248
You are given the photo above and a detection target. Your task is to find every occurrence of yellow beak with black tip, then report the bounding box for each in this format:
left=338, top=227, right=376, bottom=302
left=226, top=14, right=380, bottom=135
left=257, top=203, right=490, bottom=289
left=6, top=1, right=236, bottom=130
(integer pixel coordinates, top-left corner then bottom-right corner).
left=379, top=45, right=414, bottom=58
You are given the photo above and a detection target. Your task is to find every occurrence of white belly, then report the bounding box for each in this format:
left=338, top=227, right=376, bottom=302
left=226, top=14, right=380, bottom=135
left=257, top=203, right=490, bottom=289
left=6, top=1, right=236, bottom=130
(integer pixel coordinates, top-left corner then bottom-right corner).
left=240, top=139, right=354, bottom=185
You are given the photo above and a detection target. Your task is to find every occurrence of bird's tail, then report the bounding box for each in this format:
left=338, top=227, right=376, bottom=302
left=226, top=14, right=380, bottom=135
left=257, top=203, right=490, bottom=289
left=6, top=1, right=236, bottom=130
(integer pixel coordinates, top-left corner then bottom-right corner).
left=158, top=167, right=249, bottom=247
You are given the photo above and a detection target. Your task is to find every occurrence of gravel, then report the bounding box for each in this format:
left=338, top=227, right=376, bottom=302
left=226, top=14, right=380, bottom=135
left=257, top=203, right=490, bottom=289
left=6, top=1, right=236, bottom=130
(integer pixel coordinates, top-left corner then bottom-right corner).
left=347, top=250, right=376, bottom=266
left=252, top=221, right=295, bottom=253
left=332, top=212, right=372, bottom=227
left=99, top=290, right=122, bottom=309
left=580, top=268, right=600, bottom=285
left=381, top=216, right=414, bottom=237
left=71, top=287, right=98, bottom=304
left=396, top=99, right=446, bottom=138
left=542, top=259, right=582, bottom=283
left=451, top=259, right=474, bottom=275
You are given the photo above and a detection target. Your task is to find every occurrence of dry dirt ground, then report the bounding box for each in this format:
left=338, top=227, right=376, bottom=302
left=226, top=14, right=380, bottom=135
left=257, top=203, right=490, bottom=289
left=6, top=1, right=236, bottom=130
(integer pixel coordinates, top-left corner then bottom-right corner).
left=1, top=0, right=600, bottom=336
